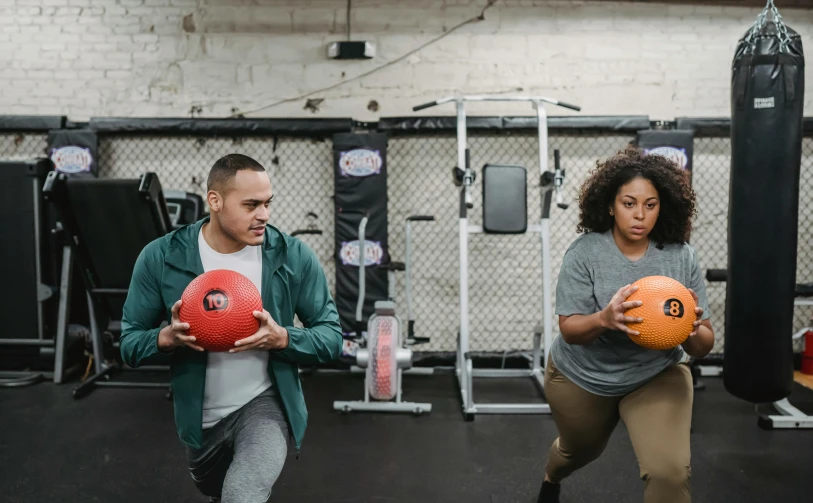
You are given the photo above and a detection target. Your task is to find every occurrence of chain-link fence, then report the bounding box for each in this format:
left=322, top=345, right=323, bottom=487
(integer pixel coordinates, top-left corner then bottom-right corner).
left=387, top=132, right=638, bottom=354
left=97, top=135, right=337, bottom=280
left=691, top=137, right=813, bottom=354
left=0, top=133, right=48, bottom=162
left=3, top=119, right=811, bottom=358
left=387, top=130, right=813, bottom=356
left=91, top=127, right=813, bottom=356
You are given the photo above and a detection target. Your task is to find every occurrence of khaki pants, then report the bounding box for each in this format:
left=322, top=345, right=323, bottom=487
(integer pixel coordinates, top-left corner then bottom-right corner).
left=543, top=357, right=693, bottom=503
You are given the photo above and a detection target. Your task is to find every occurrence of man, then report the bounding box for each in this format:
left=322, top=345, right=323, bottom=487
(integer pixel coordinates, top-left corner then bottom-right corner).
left=120, top=153, right=343, bottom=502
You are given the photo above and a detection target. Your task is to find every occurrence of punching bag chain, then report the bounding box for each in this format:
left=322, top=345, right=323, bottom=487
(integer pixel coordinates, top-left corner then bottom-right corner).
left=745, top=0, right=792, bottom=54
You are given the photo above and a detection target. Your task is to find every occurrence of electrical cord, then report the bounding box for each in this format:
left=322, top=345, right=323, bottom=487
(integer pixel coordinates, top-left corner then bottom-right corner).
left=230, top=0, right=498, bottom=118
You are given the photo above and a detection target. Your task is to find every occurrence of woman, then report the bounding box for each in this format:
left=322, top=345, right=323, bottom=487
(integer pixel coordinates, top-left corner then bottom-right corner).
left=537, top=147, right=714, bottom=503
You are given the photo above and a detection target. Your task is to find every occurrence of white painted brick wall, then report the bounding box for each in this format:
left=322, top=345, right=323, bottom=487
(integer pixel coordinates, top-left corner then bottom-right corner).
left=1, top=0, right=812, bottom=120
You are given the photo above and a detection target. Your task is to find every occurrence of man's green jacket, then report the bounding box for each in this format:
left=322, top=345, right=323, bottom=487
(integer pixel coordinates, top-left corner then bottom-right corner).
left=119, top=218, right=343, bottom=453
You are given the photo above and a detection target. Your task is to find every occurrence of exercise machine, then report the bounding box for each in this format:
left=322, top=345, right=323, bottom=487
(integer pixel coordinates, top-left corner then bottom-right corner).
left=0, top=159, right=84, bottom=387
left=706, top=269, right=813, bottom=429
left=412, top=94, right=580, bottom=419
left=333, top=215, right=434, bottom=415
left=43, top=171, right=201, bottom=399
left=163, top=189, right=206, bottom=229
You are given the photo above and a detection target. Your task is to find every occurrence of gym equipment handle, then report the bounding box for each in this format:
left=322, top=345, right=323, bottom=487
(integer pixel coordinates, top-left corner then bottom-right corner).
left=413, top=96, right=581, bottom=112
left=556, top=101, right=581, bottom=112
left=355, top=216, right=369, bottom=326
left=705, top=268, right=813, bottom=297
left=290, top=229, right=323, bottom=237
left=407, top=215, right=435, bottom=221
left=412, top=101, right=438, bottom=111
left=706, top=269, right=728, bottom=282
left=553, top=150, right=568, bottom=209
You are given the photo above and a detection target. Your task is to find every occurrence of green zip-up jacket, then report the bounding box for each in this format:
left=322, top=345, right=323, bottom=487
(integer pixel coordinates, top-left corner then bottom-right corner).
left=119, top=218, right=343, bottom=453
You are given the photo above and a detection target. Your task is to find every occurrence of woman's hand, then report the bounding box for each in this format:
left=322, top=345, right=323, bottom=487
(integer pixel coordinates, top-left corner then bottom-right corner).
left=687, top=288, right=704, bottom=337
left=681, top=288, right=714, bottom=357
left=599, top=284, right=644, bottom=336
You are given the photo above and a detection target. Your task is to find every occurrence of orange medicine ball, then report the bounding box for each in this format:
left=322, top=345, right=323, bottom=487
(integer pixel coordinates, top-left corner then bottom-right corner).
left=624, top=275, right=696, bottom=350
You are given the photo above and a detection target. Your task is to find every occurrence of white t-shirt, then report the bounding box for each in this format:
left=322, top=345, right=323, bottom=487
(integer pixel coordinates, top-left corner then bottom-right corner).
left=198, top=228, right=273, bottom=429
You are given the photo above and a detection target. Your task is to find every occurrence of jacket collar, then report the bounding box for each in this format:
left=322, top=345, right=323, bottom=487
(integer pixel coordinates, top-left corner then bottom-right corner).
left=164, top=216, right=288, bottom=276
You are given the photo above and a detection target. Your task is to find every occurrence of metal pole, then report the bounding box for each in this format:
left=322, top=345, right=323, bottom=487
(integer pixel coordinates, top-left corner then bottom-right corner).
left=355, top=217, right=368, bottom=325
left=87, top=291, right=105, bottom=375
left=535, top=103, right=554, bottom=367
left=53, top=246, right=73, bottom=384
left=456, top=99, right=472, bottom=410
left=32, top=178, right=45, bottom=341
left=406, top=219, right=413, bottom=321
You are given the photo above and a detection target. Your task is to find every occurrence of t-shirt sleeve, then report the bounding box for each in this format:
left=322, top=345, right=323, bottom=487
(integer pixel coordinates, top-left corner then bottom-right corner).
left=688, top=246, right=712, bottom=321
left=555, top=248, right=596, bottom=316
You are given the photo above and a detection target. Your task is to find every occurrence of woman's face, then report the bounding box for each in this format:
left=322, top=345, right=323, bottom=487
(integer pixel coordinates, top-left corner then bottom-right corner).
left=610, top=176, right=660, bottom=243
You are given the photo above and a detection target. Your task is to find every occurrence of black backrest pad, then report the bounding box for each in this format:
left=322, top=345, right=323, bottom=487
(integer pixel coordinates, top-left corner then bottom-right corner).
left=483, top=164, right=527, bottom=234
left=66, top=178, right=166, bottom=288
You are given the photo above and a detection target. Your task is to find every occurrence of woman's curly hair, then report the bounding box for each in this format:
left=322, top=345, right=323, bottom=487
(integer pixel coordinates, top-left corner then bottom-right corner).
left=576, top=146, right=697, bottom=245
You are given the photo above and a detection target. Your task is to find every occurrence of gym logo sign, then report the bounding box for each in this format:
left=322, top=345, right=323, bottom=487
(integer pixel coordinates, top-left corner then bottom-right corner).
left=340, top=239, right=384, bottom=266
left=339, top=149, right=382, bottom=177
left=644, top=146, right=688, bottom=170
left=51, top=146, right=93, bottom=174
left=203, top=290, right=229, bottom=312
left=663, top=298, right=685, bottom=319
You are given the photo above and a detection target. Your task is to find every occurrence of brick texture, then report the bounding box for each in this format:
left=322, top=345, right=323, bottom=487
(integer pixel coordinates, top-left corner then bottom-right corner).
left=1, top=0, right=812, bottom=120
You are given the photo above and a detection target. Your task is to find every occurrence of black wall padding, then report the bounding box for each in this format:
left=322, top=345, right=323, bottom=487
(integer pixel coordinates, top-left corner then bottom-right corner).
left=634, top=129, right=694, bottom=173
left=332, top=133, right=389, bottom=336
left=0, top=115, right=65, bottom=132
left=377, top=115, right=651, bottom=134
left=88, top=118, right=354, bottom=137
left=723, top=19, right=805, bottom=403
left=47, top=129, right=98, bottom=178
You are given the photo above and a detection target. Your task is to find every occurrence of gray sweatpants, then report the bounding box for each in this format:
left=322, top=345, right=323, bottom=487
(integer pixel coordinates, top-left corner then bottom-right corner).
left=186, top=386, right=290, bottom=503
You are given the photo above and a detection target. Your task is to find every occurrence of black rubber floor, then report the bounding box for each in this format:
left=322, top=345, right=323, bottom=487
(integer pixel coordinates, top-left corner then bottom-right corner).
left=2, top=370, right=812, bottom=502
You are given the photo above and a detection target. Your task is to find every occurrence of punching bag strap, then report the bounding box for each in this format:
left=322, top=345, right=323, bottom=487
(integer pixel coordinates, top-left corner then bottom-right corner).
left=783, top=65, right=799, bottom=107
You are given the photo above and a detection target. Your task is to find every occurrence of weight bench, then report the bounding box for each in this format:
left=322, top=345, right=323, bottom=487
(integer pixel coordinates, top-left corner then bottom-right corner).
left=705, top=268, right=813, bottom=429
left=43, top=171, right=176, bottom=399
left=412, top=95, right=581, bottom=419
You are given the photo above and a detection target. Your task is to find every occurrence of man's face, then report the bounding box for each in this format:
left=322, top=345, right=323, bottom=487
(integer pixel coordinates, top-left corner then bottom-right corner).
left=210, top=169, right=273, bottom=247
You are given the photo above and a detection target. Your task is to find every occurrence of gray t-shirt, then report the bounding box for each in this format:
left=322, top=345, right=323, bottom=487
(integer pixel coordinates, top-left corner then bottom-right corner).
left=551, top=230, right=711, bottom=397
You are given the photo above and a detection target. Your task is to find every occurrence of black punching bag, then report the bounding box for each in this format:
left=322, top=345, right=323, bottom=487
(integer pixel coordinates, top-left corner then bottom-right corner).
left=724, top=2, right=804, bottom=403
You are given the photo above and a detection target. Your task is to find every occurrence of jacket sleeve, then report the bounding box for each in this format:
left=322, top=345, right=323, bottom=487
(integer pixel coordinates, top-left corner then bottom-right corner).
left=120, top=242, right=171, bottom=368
left=274, top=244, right=343, bottom=365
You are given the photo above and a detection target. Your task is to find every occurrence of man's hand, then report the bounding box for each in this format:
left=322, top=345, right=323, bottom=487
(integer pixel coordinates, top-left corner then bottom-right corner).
left=157, top=299, right=204, bottom=352
left=230, top=309, right=289, bottom=353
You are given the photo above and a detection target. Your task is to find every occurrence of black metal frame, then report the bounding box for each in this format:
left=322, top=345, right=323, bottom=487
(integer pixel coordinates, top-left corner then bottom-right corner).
left=42, top=170, right=174, bottom=399
left=0, top=158, right=81, bottom=388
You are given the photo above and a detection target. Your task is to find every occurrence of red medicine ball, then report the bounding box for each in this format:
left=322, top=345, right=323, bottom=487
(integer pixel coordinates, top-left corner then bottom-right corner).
left=179, top=269, right=263, bottom=352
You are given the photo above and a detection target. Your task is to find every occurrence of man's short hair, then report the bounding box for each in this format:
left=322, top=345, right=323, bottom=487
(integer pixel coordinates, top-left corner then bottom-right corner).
left=207, top=154, right=265, bottom=193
